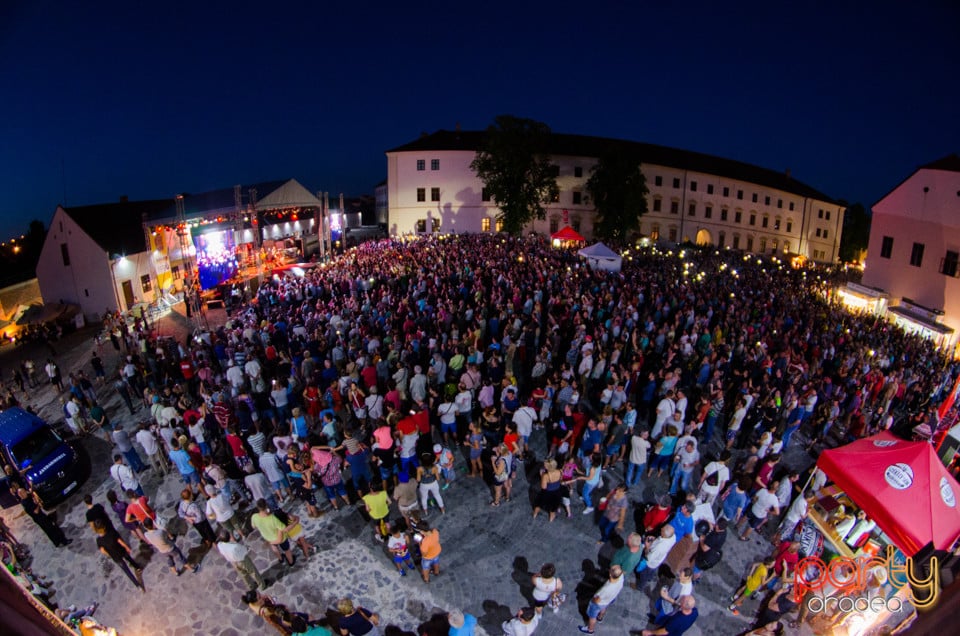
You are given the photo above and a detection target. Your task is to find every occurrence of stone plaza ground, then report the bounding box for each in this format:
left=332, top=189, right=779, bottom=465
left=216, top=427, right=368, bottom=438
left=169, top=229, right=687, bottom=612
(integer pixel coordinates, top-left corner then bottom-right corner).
left=0, top=307, right=820, bottom=636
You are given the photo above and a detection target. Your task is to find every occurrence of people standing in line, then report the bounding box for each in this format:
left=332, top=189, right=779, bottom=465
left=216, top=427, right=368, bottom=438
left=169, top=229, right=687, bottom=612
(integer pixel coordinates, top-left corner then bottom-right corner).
left=110, top=454, right=144, bottom=497
left=205, top=486, right=245, bottom=541
left=107, top=489, right=147, bottom=545
left=177, top=488, right=217, bottom=547
left=17, top=487, right=71, bottom=547
left=135, top=422, right=167, bottom=475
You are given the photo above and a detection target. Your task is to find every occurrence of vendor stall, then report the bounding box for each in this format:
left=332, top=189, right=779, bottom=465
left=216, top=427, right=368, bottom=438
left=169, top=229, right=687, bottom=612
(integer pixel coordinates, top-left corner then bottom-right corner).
left=787, top=432, right=960, bottom=635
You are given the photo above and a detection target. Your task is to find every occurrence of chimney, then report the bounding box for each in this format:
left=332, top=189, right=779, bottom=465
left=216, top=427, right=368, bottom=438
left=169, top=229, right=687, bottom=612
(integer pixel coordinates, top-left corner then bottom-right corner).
left=784, top=168, right=791, bottom=179
left=119, top=195, right=128, bottom=203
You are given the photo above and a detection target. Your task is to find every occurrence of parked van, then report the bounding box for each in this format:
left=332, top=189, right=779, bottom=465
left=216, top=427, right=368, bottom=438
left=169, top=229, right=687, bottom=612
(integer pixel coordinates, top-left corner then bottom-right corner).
left=0, top=407, right=89, bottom=507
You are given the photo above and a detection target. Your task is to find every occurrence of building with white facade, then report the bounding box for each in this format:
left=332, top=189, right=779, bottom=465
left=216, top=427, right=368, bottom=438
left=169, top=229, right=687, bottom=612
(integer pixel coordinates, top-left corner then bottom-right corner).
left=37, top=199, right=174, bottom=321
left=386, top=130, right=845, bottom=261
left=862, top=154, right=960, bottom=350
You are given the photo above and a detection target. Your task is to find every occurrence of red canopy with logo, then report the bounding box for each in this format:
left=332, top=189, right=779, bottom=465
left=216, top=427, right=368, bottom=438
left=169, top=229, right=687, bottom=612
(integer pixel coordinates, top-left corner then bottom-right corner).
left=817, top=431, right=960, bottom=556
left=550, top=226, right=585, bottom=242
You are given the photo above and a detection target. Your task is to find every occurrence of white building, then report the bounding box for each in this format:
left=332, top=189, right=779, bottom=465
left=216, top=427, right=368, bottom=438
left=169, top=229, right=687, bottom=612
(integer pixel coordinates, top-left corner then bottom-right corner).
left=862, top=154, right=960, bottom=350
left=37, top=199, right=173, bottom=321
left=385, top=130, right=845, bottom=261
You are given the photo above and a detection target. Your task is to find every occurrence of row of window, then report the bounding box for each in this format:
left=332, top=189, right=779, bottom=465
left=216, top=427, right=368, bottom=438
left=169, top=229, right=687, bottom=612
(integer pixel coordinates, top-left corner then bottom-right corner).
left=415, top=159, right=441, bottom=171
left=416, top=187, right=441, bottom=202
left=651, top=201, right=797, bottom=232
left=652, top=176, right=797, bottom=211
left=879, top=236, right=960, bottom=277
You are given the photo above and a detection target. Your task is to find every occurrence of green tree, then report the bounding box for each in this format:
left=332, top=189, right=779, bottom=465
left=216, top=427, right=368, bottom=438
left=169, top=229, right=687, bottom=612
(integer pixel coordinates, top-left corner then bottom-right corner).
left=838, top=202, right=870, bottom=262
left=470, top=115, right=559, bottom=235
left=586, top=151, right=649, bottom=242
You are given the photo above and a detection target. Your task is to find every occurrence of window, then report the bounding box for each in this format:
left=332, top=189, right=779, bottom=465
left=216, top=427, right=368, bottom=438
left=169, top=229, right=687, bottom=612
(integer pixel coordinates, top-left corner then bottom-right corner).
left=690, top=181, right=698, bottom=192
left=650, top=224, right=660, bottom=240
left=572, top=191, right=582, bottom=205
left=574, top=167, right=583, bottom=178
left=789, top=202, right=794, bottom=211
left=783, top=241, right=790, bottom=253
left=704, top=206, right=712, bottom=219
left=762, top=215, right=769, bottom=228
left=760, top=238, right=767, bottom=253
left=430, top=159, right=439, bottom=171
left=551, top=191, right=560, bottom=203
left=786, top=220, right=793, bottom=233
left=732, top=234, right=741, bottom=249
left=910, top=242, right=925, bottom=267
left=60, top=243, right=70, bottom=266
left=652, top=198, right=662, bottom=212
left=548, top=217, right=558, bottom=234
left=416, top=219, right=427, bottom=232
left=823, top=230, right=828, bottom=239
left=749, top=213, right=756, bottom=226
left=764, top=196, right=770, bottom=205
left=416, top=159, right=425, bottom=171
left=655, top=176, right=663, bottom=187
left=737, top=189, right=743, bottom=200
left=688, top=203, right=696, bottom=216
left=720, top=208, right=728, bottom=221
left=549, top=165, right=560, bottom=177
left=672, top=178, right=681, bottom=189
left=707, top=184, right=714, bottom=194
left=140, top=275, right=152, bottom=293
left=880, top=236, right=893, bottom=259
left=752, top=193, right=758, bottom=203
left=722, top=186, right=729, bottom=197
left=735, top=211, right=742, bottom=223
left=777, top=199, right=783, bottom=209
left=816, top=228, right=822, bottom=238
left=431, top=187, right=440, bottom=202
left=826, top=211, right=831, bottom=221
left=482, top=217, right=492, bottom=232
left=84, top=289, right=89, bottom=297
left=416, top=188, right=426, bottom=202
left=818, top=209, right=824, bottom=219
left=746, top=236, right=754, bottom=251
left=771, top=238, right=778, bottom=251
left=670, top=201, right=679, bottom=214
left=668, top=227, right=678, bottom=242
left=774, top=217, right=781, bottom=231
left=571, top=217, right=581, bottom=233
left=495, top=219, right=503, bottom=232
left=941, top=250, right=960, bottom=277
left=481, top=187, right=491, bottom=202
left=717, top=231, right=725, bottom=247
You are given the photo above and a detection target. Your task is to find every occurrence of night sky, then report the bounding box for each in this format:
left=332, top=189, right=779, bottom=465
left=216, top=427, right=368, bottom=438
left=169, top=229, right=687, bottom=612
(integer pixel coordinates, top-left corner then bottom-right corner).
left=1, top=1, right=958, bottom=240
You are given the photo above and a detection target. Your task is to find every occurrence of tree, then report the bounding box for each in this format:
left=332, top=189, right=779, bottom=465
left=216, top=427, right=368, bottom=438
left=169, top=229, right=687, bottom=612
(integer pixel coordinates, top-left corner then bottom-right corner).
left=470, top=115, right=559, bottom=235
left=838, top=202, right=870, bottom=262
left=586, top=151, right=649, bottom=243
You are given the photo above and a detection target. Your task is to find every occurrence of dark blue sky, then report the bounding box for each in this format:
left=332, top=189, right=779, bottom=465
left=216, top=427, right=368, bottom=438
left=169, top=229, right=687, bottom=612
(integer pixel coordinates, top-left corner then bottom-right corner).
left=1, top=1, right=958, bottom=239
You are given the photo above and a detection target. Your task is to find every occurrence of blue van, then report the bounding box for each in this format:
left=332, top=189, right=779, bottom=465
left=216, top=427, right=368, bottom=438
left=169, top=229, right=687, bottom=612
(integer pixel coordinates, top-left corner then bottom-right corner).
left=0, top=408, right=89, bottom=507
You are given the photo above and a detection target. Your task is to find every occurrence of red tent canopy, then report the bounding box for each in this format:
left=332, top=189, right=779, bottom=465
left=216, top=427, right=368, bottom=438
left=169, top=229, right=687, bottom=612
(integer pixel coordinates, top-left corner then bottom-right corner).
left=550, top=225, right=585, bottom=242
left=817, top=432, right=960, bottom=556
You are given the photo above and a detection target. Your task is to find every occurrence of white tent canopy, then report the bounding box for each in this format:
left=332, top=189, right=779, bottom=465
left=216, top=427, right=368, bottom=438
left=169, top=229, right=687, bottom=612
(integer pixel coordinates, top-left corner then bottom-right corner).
left=578, top=242, right=622, bottom=272
left=255, top=179, right=322, bottom=210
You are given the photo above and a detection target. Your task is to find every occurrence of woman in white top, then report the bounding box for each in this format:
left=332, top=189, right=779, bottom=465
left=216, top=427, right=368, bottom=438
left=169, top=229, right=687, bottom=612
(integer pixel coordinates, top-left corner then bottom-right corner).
left=531, top=563, right=563, bottom=611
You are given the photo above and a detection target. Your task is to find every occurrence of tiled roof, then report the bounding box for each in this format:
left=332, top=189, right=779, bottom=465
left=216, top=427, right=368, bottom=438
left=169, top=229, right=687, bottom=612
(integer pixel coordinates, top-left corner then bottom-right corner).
left=387, top=129, right=838, bottom=203
left=64, top=199, right=174, bottom=256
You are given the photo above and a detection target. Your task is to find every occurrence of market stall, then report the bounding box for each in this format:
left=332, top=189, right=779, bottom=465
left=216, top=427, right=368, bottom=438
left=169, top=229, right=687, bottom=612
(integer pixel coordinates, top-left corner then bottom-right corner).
left=788, top=432, right=960, bottom=635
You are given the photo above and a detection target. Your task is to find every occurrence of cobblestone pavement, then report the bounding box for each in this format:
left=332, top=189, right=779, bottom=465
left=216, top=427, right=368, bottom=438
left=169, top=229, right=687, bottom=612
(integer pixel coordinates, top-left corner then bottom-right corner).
left=0, top=308, right=818, bottom=636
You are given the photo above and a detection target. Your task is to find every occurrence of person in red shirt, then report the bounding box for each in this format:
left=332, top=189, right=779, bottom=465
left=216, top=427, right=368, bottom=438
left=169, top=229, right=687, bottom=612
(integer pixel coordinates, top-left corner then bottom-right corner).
left=768, top=540, right=801, bottom=590
left=643, top=495, right=673, bottom=535
left=225, top=429, right=250, bottom=471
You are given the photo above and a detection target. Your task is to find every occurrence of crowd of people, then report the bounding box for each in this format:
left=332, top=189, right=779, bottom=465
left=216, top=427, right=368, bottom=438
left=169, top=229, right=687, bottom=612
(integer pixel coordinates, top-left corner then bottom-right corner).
left=3, top=232, right=959, bottom=635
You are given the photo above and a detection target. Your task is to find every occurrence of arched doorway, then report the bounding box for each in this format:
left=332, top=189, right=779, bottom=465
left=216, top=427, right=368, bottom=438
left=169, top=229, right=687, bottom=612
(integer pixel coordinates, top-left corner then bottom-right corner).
left=695, top=229, right=712, bottom=246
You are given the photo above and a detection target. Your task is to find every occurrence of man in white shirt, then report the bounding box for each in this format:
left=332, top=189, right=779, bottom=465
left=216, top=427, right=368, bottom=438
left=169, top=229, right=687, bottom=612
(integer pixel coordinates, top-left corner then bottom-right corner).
left=215, top=532, right=265, bottom=591
left=726, top=398, right=748, bottom=449
left=205, top=486, right=244, bottom=540
left=135, top=423, right=167, bottom=474
left=738, top=482, right=781, bottom=540
left=364, top=387, right=384, bottom=421
left=652, top=391, right=676, bottom=438
left=698, top=450, right=731, bottom=505
left=512, top=402, right=538, bottom=449
left=635, top=525, right=676, bottom=589
left=226, top=361, right=246, bottom=395
left=110, top=454, right=143, bottom=497
left=774, top=490, right=808, bottom=543
left=579, top=565, right=624, bottom=634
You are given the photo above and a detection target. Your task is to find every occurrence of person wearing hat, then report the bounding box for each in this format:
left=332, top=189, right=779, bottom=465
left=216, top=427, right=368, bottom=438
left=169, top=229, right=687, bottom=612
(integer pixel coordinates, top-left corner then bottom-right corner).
left=447, top=608, right=478, bottom=636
